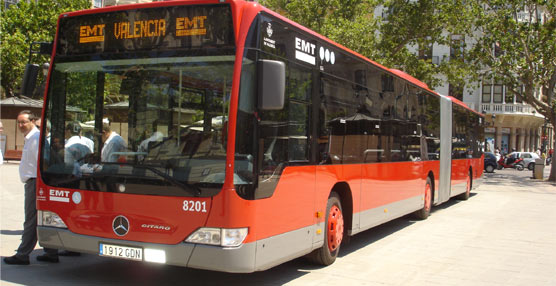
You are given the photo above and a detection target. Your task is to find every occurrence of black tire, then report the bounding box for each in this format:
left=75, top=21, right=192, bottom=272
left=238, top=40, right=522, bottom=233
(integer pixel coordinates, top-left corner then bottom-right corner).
left=527, top=162, right=535, bottom=171
left=497, top=164, right=503, bottom=170
left=485, top=164, right=495, bottom=173
left=516, top=164, right=524, bottom=171
left=413, top=177, right=432, bottom=220
left=456, top=171, right=471, bottom=200
left=307, top=192, right=344, bottom=266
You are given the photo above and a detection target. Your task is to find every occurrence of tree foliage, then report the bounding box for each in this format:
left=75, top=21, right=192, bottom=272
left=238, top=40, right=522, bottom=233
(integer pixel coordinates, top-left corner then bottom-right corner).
left=0, top=0, right=91, bottom=97
left=261, top=0, right=556, bottom=181
left=378, top=0, right=480, bottom=90
left=261, top=0, right=380, bottom=60
left=260, top=0, right=478, bottom=91
left=471, top=0, right=556, bottom=180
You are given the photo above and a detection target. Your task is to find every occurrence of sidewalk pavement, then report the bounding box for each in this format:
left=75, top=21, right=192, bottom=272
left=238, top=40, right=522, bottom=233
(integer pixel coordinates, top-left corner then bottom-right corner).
left=1, top=162, right=555, bottom=285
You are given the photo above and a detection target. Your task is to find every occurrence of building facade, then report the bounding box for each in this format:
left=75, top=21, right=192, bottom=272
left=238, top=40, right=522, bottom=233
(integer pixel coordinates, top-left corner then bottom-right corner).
left=375, top=5, right=554, bottom=155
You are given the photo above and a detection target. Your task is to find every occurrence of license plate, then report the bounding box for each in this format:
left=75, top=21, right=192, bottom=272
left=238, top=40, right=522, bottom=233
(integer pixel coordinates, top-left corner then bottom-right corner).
left=99, top=243, right=143, bottom=261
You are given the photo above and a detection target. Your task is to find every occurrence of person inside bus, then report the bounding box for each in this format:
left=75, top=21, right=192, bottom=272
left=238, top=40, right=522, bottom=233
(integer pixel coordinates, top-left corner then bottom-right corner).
left=138, top=120, right=163, bottom=160
left=64, top=122, right=94, bottom=176
left=101, top=122, right=127, bottom=162
left=65, top=122, right=94, bottom=153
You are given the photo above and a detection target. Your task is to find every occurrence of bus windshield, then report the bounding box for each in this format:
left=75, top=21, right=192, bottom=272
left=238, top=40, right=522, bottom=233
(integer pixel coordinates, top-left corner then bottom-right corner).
left=40, top=4, right=235, bottom=197
left=41, top=54, right=234, bottom=197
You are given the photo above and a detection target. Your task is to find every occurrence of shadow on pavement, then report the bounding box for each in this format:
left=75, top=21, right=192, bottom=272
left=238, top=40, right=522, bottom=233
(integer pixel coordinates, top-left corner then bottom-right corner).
left=338, top=218, right=414, bottom=258
left=1, top=250, right=309, bottom=286
left=5, top=169, right=550, bottom=285
left=338, top=194, right=470, bottom=259
left=0, top=197, right=472, bottom=286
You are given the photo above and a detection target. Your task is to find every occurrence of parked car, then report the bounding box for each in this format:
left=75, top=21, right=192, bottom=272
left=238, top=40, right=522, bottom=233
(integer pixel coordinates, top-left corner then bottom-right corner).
left=484, top=152, right=497, bottom=173
left=509, top=152, right=540, bottom=170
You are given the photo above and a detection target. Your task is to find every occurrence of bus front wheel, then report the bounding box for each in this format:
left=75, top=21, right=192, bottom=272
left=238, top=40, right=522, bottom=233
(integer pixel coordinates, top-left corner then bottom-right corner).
left=307, top=192, right=344, bottom=266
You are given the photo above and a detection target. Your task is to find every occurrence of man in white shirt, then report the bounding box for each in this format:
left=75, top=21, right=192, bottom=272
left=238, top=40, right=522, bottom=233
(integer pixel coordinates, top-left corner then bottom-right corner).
left=64, top=122, right=94, bottom=176
left=65, top=121, right=94, bottom=153
left=138, top=121, right=163, bottom=160
left=101, top=123, right=127, bottom=162
left=3, top=111, right=59, bottom=265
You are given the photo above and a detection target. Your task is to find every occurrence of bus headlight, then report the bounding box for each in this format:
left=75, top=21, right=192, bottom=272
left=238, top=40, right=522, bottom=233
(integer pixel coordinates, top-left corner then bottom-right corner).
left=185, top=227, right=248, bottom=247
left=38, top=210, right=67, bottom=228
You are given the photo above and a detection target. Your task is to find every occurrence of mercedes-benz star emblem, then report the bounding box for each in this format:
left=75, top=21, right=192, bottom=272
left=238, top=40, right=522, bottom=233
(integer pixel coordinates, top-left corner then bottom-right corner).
left=112, top=216, right=130, bottom=236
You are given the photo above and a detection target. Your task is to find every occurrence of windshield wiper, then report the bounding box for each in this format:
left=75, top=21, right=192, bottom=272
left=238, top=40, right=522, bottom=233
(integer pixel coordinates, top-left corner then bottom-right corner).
left=103, top=162, right=202, bottom=197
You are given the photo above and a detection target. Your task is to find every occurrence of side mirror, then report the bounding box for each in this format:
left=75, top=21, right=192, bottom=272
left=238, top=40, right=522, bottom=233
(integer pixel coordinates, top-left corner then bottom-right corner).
left=258, top=59, right=285, bottom=110
left=39, top=42, right=53, bottom=55
left=21, top=64, right=40, bottom=97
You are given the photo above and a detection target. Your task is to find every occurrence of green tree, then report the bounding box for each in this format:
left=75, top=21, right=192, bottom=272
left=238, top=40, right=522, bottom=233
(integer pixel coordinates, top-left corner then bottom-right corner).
left=260, top=0, right=478, bottom=92
left=377, top=0, right=480, bottom=91
left=0, top=0, right=91, bottom=97
left=471, top=0, right=556, bottom=181
left=260, top=0, right=380, bottom=64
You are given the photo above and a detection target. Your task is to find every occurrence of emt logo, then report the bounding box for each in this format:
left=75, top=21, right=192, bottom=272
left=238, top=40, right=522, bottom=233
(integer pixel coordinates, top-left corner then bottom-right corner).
left=295, top=37, right=316, bottom=65
left=79, top=24, right=105, bottom=43
left=176, top=16, right=207, bottom=36
left=49, top=189, right=70, bottom=203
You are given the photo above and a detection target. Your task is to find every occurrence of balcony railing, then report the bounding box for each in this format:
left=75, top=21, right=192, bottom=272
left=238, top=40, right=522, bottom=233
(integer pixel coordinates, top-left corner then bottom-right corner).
left=480, top=103, right=536, bottom=115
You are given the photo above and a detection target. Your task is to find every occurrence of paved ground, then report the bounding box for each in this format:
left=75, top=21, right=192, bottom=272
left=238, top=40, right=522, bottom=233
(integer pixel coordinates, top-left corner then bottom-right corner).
left=1, top=162, right=555, bottom=285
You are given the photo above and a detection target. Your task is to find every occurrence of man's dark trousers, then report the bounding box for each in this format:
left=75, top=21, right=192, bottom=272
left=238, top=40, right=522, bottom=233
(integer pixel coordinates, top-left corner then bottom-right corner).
left=15, top=178, right=57, bottom=259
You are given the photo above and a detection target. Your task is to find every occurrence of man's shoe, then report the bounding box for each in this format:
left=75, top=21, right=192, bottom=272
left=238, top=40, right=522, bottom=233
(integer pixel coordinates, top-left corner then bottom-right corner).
left=36, top=254, right=59, bottom=263
left=3, top=255, right=30, bottom=265
left=58, top=250, right=80, bottom=256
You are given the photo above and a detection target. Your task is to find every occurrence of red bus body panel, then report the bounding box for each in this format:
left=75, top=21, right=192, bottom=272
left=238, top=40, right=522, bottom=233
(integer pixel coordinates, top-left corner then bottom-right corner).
left=35, top=0, right=484, bottom=272
left=37, top=187, right=211, bottom=244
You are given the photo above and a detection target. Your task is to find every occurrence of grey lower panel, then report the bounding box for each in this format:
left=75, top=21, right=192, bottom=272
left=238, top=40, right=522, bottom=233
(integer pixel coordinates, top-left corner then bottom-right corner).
left=190, top=225, right=318, bottom=272
left=450, top=175, right=482, bottom=197
left=351, top=195, right=422, bottom=235
left=253, top=225, right=316, bottom=271
left=38, top=225, right=319, bottom=273
left=450, top=181, right=467, bottom=197
left=38, top=227, right=258, bottom=273
left=187, top=241, right=257, bottom=272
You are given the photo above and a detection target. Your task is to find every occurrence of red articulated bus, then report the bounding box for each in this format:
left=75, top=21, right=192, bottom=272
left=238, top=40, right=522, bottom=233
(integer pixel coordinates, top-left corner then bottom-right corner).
left=37, top=0, right=484, bottom=272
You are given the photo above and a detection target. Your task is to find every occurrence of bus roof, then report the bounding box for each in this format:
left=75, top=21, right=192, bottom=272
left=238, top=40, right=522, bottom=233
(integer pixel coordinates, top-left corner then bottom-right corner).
left=447, top=96, right=484, bottom=117
left=389, top=69, right=432, bottom=92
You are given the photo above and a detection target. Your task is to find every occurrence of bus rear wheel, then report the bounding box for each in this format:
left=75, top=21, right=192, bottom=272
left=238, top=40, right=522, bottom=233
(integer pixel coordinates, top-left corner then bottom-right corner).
left=307, top=192, right=344, bottom=266
left=413, top=177, right=432, bottom=220
left=456, top=172, right=471, bottom=200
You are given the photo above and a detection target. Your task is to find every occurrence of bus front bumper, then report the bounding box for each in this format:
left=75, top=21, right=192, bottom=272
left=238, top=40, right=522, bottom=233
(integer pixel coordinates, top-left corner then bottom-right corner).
left=37, top=227, right=257, bottom=273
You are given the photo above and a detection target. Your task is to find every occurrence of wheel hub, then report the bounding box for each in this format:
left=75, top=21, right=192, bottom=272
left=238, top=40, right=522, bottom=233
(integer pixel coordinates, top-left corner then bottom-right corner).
left=327, top=205, right=344, bottom=252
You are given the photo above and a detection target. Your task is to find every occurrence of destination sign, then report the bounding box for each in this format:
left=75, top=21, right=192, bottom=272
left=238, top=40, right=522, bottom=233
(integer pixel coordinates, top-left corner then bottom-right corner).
left=56, top=5, right=234, bottom=56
